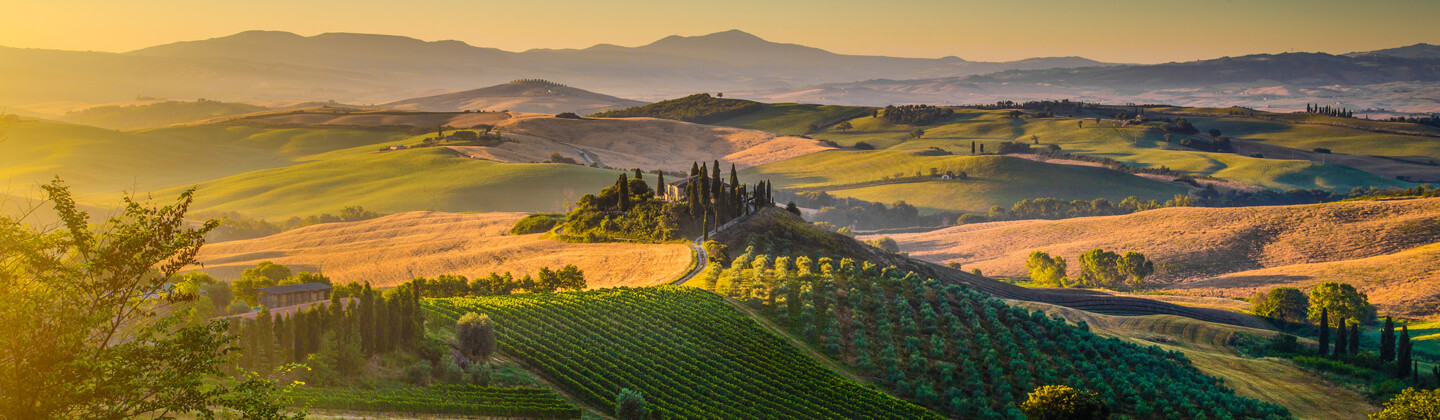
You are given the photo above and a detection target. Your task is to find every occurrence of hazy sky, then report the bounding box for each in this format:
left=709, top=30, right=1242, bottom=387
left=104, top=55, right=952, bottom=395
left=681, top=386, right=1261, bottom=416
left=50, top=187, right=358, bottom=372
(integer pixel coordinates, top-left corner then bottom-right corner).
left=2, top=0, right=1437, bottom=63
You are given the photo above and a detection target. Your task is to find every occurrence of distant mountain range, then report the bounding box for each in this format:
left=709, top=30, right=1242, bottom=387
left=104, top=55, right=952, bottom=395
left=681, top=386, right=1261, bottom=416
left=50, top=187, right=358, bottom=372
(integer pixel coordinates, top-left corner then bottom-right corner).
left=0, top=30, right=1114, bottom=106
left=1, top=30, right=1437, bottom=113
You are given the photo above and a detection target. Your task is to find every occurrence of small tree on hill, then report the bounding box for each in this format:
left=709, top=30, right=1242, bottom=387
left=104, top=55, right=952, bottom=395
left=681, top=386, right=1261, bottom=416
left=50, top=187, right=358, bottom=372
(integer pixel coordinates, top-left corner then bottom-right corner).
left=617, top=174, right=631, bottom=212
left=1025, top=251, right=1068, bottom=288
left=615, top=388, right=648, bottom=420
left=1318, top=308, right=1330, bottom=356
left=1116, top=251, right=1154, bottom=290
left=456, top=312, right=496, bottom=362
left=1308, top=282, right=1376, bottom=324
left=1251, top=287, right=1309, bottom=323
left=836, top=121, right=853, bottom=132
left=1020, top=385, right=1109, bottom=420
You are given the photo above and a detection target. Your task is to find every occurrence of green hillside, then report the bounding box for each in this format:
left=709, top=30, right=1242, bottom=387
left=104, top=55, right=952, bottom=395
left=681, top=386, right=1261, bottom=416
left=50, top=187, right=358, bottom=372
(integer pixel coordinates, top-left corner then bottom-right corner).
left=61, top=100, right=268, bottom=130
left=797, top=109, right=1413, bottom=191
left=742, top=151, right=1189, bottom=214
left=0, top=119, right=406, bottom=195
left=589, top=93, right=763, bottom=124
left=711, top=103, right=872, bottom=135
left=159, top=146, right=622, bottom=220
left=425, top=287, right=939, bottom=419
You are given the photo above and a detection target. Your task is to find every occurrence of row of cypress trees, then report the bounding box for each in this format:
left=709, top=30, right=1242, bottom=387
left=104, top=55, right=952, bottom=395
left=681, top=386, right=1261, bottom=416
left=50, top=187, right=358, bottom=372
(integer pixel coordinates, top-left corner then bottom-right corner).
left=679, top=161, right=772, bottom=235
left=1316, top=309, right=1418, bottom=379
left=233, top=280, right=425, bottom=371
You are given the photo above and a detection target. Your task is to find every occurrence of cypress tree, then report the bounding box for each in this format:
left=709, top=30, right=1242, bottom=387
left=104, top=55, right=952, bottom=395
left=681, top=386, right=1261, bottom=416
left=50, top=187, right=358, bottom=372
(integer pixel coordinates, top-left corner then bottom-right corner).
left=712, top=160, right=723, bottom=199
left=699, top=165, right=710, bottom=205
left=1396, top=326, right=1412, bottom=378
left=1333, top=319, right=1347, bottom=358
left=971, top=141, right=976, bottom=154
left=360, top=283, right=374, bottom=355
left=617, top=174, right=631, bottom=212
left=1348, top=320, right=1359, bottom=355
left=656, top=172, right=666, bottom=199
left=1380, top=316, right=1396, bottom=362
left=1318, top=308, right=1329, bottom=356
left=690, top=162, right=699, bottom=177
left=634, top=168, right=642, bottom=180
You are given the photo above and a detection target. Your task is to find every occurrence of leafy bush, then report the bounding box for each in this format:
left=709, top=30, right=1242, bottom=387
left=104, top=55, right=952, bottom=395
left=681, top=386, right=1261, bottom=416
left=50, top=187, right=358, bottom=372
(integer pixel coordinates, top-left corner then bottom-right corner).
left=509, top=213, right=564, bottom=235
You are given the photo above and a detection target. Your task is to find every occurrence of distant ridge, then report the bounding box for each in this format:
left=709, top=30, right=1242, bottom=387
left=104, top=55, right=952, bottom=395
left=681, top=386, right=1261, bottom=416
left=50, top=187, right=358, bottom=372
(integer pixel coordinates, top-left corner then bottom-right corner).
left=380, top=80, right=645, bottom=114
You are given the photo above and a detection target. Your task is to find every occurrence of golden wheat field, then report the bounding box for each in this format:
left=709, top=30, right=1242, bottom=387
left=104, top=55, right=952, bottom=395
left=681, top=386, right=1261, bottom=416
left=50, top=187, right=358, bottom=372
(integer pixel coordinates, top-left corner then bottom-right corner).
left=192, top=211, right=692, bottom=288
left=876, top=198, right=1440, bottom=318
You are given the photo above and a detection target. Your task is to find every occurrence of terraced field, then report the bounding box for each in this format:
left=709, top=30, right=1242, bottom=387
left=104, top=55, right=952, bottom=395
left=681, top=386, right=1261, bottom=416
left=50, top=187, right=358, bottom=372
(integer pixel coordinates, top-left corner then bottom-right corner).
left=424, top=287, right=938, bottom=419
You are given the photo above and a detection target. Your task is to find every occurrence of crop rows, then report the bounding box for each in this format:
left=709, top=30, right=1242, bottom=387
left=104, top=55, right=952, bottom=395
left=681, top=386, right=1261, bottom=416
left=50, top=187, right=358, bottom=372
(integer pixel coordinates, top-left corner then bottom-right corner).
left=288, top=384, right=581, bottom=418
left=425, top=286, right=939, bottom=419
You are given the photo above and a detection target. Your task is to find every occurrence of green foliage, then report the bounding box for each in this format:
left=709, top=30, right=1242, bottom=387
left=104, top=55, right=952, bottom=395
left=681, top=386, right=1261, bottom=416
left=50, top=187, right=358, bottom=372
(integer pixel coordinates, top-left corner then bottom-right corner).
left=1077, top=249, right=1122, bottom=289
left=0, top=179, right=300, bottom=418
left=425, top=287, right=938, bottom=419
left=1020, top=385, right=1110, bottom=420
left=1251, top=287, right=1310, bottom=323
left=561, top=176, right=684, bottom=242
left=1025, top=251, right=1068, bottom=287
left=457, top=313, right=497, bottom=362
left=287, top=384, right=580, bottom=418
left=703, top=240, right=730, bottom=264
left=615, top=388, right=649, bottom=420
left=879, top=105, right=955, bottom=126
left=510, top=213, right=564, bottom=235
left=1308, top=282, right=1377, bottom=324
left=1369, top=388, right=1440, bottom=419
left=865, top=236, right=900, bottom=253
left=410, top=266, right=587, bottom=297
left=1292, top=356, right=1371, bottom=377
left=694, top=245, right=1289, bottom=419
left=590, top=93, right=764, bottom=123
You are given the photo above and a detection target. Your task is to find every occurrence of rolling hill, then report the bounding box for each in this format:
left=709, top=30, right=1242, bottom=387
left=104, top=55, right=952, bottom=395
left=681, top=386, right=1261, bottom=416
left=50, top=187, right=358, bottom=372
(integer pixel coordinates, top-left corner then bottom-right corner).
left=872, top=197, right=1440, bottom=318
left=192, top=211, right=691, bottom=288
left=741, top=151, right=1190, bottom=214
left=380, top=80, right=644, bottom=114
left=58, top=100, right=268, bottom=130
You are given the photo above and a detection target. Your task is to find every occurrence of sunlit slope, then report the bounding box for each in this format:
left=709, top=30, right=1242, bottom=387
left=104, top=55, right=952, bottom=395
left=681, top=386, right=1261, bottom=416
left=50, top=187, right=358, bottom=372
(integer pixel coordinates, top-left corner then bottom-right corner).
left=806, top=109, right=1415, bottom=190
left=60, top=100, right=268, bottom=130
left=742, top=151, right=1188, bottom=213
left=878, top=198, right=1440, bottom=318
left=194, top=211, right=690, bottom=288
left=0, top=119, right=406, bottom=195
left=161, top=146, right=622, bottom=219
left=710, top=103, right=872, bottom=135
left=1016, top=301, right=1375, bottom=420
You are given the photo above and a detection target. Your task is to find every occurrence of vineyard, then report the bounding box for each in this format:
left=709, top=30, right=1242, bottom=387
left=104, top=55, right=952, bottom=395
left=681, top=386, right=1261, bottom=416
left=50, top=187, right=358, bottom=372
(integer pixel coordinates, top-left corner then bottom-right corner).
left=424, top=287, right=939, bottom=419
left=288, top=384, right=581, bottom=418
left=691, top=241, right=1293, bottom=419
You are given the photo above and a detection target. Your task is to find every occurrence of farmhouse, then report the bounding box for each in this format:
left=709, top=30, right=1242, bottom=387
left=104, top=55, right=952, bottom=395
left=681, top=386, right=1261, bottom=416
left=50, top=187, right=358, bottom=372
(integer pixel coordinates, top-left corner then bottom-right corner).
left=661, top=175, right=730, bottom=201
left=256, top=283, right=332, bottom=308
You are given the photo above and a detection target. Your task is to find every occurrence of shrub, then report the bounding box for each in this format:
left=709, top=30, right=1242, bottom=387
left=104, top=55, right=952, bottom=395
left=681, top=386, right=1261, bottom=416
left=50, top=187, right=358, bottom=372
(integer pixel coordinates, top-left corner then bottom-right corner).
left=1369, top=387, right=1440, bottom=419
left=853, top=141, right=876, bottom=150
left=510, top=213, right=564, bottom=235
left=405, top=361, right=433, bottom=386
left=457, top=312, right=497, bottom=362
left=1020, top=385, right=1109, bottom=420
left=615, top=388, right=649, bottom=420
left=555, top=112, right=582, bottom=119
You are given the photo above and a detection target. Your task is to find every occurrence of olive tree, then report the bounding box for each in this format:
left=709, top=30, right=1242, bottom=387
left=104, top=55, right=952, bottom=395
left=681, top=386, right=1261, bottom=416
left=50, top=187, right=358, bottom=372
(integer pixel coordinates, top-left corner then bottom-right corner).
left=456, top=312, right=497, bottom=362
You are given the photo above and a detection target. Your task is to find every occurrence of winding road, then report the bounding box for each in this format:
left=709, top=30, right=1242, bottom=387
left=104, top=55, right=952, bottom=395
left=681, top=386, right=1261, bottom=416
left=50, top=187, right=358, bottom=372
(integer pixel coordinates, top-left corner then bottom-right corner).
left=671, top=235, right=708, bottom=285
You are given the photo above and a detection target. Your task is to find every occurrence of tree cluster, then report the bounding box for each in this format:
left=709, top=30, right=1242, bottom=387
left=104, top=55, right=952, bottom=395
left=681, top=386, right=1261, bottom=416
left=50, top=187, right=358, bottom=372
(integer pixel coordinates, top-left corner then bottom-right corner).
left=878, top=105, right=955, bottom=126
left=1024, top=249, right=1154, bottom=290
left=230, top=261, right=333, bottom=307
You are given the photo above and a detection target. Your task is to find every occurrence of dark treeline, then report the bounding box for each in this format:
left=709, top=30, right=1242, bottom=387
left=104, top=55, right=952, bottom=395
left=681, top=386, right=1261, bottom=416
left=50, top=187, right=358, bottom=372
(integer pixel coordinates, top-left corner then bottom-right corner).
left=1306, top=103, right=1355, bottom=118
left=559, top=161, right=773, bottom=242
left=877, top=105, right=955, bottom=126
left=406, top=266, right=587, bottom=298
left=1384, top=114, right=1440, bottom=128
left=232, top=281, right=424, bottom=378
left=205, top=206, right=384, bottom=242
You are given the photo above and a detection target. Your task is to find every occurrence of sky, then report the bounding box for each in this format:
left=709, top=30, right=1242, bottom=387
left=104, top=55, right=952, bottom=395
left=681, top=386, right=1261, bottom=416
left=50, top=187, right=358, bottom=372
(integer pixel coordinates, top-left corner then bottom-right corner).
left=1, top=0, right=1438, bottom=63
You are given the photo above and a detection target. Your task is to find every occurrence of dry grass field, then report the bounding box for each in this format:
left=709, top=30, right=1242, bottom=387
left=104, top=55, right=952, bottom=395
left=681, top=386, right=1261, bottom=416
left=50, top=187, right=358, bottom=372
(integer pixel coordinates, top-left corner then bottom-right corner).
left=490, top=115, right=834, bottom=169
left=875, top=198, right=1440, bottom=318
left=1015, top=301, right=1376, bottom=420
left=193, top=211, right=691, bottom=288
